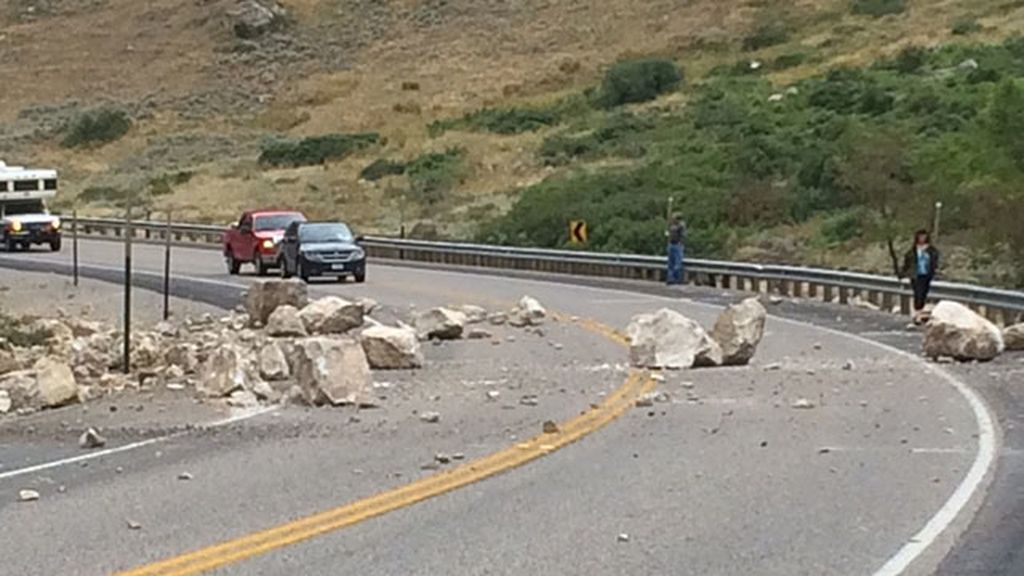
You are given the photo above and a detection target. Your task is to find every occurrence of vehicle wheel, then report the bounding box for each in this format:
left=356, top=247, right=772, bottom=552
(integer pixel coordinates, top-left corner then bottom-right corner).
left=4, top=237, right=14, bottom=252
left=354, top=270, right=366, bottom=284
left=226, top=253, right=241, bottom=275
left=254, top=254, right=268, bottom=276
left=298, top=259, right=310, bottom=283
left=49, top=238, right=62, bottom=252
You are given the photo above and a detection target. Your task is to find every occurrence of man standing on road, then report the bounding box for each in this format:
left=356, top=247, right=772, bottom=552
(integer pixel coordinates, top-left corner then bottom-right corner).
left=901, top=229, right=940, bottom=321
left=666, top=214, right=686, bottom=285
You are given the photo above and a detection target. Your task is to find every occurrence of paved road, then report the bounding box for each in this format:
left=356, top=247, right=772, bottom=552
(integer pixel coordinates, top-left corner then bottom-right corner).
left=0, top=240, right=999, bottom=576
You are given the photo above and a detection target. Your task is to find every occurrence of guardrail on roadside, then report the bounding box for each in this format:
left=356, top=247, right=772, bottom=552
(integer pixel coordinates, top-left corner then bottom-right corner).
left=64, top=215, right=1024, bottom=325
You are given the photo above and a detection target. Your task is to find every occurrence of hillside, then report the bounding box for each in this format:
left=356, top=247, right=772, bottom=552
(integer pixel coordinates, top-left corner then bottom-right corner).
left=3, top=0, right=1024, bottom=284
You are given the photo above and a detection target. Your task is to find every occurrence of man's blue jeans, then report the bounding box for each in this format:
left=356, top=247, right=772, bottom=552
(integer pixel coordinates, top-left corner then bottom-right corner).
left=666, top=243, right=684, bottom=285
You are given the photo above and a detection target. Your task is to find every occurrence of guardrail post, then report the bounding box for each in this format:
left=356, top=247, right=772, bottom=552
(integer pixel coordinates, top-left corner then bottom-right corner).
left=900, top=294, right=911, bottom=315
left=838, top=285, right=849, bottom=305
left=807, top=283, right=818, bottom=300
left=881, top=292, right=895, bottom=314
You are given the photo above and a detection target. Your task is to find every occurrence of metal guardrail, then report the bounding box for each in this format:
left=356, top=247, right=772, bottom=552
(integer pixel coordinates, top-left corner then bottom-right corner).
left=64, top=215, right=1024, bottom=325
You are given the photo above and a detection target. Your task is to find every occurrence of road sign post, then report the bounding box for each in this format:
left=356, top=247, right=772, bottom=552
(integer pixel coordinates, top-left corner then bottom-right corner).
left=123, top=206, right=133, bottom=374
left=72, top=209, right=79, bottom=288
left=163, top=209, right=172, bottom=321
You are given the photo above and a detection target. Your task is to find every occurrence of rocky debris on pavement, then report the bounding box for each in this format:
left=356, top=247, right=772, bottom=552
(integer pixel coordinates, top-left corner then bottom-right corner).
left=19, top=489, right=40, bottom=502
left=466, top=328, right=493, bottom=340
left=299, top=297, right=364, bottom=335
left=509, top=296, right=546, bottom=327
left=79, top=427, right=107, bottom=449
left=356, top=297, right=379, bottom=316
left=0, top=357, right=79, bottom=411
left=627, top=308, right=723, bottom=369
left=1004, top=323, right=1024, bottom=351
left=414, top=307, right=466, bottom=340
left=245, top=279, right=308, bottom=327
left=197, top=345, right=255, bottom=398
left=257, top=341, right=290, bottom=381
left=231, top=0, right=288, bottom=39
left=420, top=411, right=441, bottom=423
left=265, top=305, right=307, bottom=337
left=487, top=312, right=508, bottom=326
left=454, top=304, right=488, bottom=324
left=924, top=301, right=1005, bottom=362
left=542, top=420, right=560, bottom=434
left=710, top=298, right=766, bottom=366
left=791, top=398, right=816, bottom=409
left=292, top=337, right=371, bottom=406
left=0, top=390, right=10, bottom=414
left=360, top=325, right=424, bottom=369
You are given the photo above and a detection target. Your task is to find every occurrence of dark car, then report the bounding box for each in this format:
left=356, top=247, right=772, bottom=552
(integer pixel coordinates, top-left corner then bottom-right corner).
left=280, top=221, right=366, bottom=283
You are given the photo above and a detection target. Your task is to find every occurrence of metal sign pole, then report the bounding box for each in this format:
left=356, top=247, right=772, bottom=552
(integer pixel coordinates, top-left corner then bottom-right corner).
left=72, top=209, right=79, bottom=287
left=123, top=205, right=133, bottom=374
left=163, top=209, right=172, bottom=321
left=933, top=201, right=943, bottom=241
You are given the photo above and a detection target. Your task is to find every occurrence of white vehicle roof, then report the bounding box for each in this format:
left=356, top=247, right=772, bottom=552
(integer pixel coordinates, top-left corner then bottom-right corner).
left=0, top=161, right=57, bottom=181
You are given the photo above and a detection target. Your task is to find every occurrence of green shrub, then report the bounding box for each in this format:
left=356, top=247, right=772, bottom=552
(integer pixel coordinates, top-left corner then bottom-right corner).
left=772, top=52, right=808, bottom=71
left=148, top=171, right=194, bottom=197
left=883, top=46, right=928, bottom=74
left=598, top=58, right=683, bottom=108
left=360, top=159, right=406, bottom=181
left=951, top=18, right=981, bottom=36
left=78, top=186, right=129, bottom=205
left=258, top=133, right=379, bottom=167
left=429, top=107, right=560, bottom=136
left=742, top=21, right=790, bottom=52
left=406, top=148, right=464, bottom=204
left=820, top=210, right=865, bottom=245
left=539, top=113, right=655, bottom=166
left=851, top=0, right=906, bottom=18
left=62, top=109, right=132, bottom=148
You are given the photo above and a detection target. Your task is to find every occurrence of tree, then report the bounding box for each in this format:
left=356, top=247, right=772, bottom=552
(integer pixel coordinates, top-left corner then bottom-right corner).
left=987, top=79, right=1024, bottom=169
left=836, top=126, right=923, bottom=276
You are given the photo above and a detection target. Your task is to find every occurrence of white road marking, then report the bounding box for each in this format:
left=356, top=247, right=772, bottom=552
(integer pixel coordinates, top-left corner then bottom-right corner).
left=0, top=407, right=276, bottom=483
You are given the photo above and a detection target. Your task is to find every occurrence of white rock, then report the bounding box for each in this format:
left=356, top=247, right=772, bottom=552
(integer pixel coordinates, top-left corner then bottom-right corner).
left=291, top=337, right=372, bottom=406
left=414, top=308, right=466, bottom=340
left=487, top=312, right=508, bottom=326
left=79, top=427, right=106, bottom=449
left=32, top=358, right=78, bottom=408
left=165, top=343, right=200, bottom=374
left=924, top=301, right=1005, bottom=361
left=0, top=390, right=10, bottom=414
left=299, top=297, right=364, bottom=334
left=512, top=296, right=546, bottom=326
left=627, top=309, right=723, bottom=369
left=710, top=298, right=766, bottom=366
left=266, top=305, right=307, bottom=337
left=360, top=325, right=424, bottom=369
left=420, top=411, right=441, bottom=423
left=467, top=329, right=493, bottom=340
left=252, top=380, right=280, bottom=402
left=455, top=305, right=488, bottom=324
left=791, top=398, right=815, bottom=409
left=1003, top=324, right=1024, bottom=351
left=197, top=345, right=253, bottom=398
left=258, top=341, right=290, bottom=381
left=19, top=489, right=40, bottom=502
left=227, top=389, right=260, bottom=408
left=0, top=349, right=18, bottom=375
left=245, top=279, right=308, bottom=326
left=356, top=297, right=379, bottom=316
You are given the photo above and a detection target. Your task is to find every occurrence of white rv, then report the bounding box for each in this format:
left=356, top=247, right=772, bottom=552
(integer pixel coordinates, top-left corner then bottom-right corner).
left=0, top=161, right=62, bottom=252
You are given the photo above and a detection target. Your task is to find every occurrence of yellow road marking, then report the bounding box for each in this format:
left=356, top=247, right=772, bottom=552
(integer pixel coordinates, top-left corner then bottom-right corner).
left=115, top=315, right=648, bottom=576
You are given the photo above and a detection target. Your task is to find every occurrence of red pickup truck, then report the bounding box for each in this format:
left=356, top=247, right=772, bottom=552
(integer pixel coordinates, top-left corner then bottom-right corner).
left=223, top=209, right=306, bottom=275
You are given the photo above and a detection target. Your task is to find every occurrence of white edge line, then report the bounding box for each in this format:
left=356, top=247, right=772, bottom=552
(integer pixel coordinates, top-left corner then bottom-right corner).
left=0, top=402, right=278, bottom=484
left=388, top=266, right=998, bottom=576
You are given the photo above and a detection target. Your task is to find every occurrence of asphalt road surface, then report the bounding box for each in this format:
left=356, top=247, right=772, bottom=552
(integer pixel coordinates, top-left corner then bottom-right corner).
left=0, top=239, right=1012, bottom=576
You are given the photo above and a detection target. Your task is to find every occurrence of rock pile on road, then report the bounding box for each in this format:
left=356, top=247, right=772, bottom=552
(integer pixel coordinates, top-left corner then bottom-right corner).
left=0, top=281, right=552, bottom=416
left=626, top=298, right=767, bottom=370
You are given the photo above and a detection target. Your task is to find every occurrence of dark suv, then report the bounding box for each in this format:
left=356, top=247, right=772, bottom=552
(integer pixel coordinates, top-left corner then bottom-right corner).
left=280, top=221, right=366, bottom=283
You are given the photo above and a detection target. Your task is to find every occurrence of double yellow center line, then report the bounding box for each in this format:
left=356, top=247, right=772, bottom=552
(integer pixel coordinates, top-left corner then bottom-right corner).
left=116, top=316, right=653, bottom=576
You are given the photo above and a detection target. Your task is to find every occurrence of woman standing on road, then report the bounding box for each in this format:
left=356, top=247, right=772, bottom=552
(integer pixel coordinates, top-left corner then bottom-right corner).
left=902, top=229, right=940, bottom=321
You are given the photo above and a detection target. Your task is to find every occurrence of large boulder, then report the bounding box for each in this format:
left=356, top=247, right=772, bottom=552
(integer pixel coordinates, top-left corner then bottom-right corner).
left=924, top=301, right=1005, bottom=361
left=627, top=308, right=723, bottom=369
left=299, top=297, right=364, bottom=334
left=710, top=298, right=767, bottom=366
left=292, top=337, right=371, bottom=406
left=245, top=279, right=308, bottom=327
left=266, top=305, right=307, bottom=337
left=414, top=308, right=466, bottom=340
left=1004, top=323, right=1024, bottom=351
left=360, top=326, right=424, bottom=369
left=197, top=345, right=254, bottom=398
left=258, top=341, right=290, bottom=381
left=0, top=358, right=78, bottom=410
left=231, top=0, right=287, bottom=39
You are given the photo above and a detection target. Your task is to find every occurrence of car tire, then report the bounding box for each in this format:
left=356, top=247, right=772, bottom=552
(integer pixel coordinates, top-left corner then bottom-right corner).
left=49, top=238, right=61, bottom=252
left=4, top=237, right=14, bottom=252
left=354, top=270, right=366, bottom=284
left=298, top=259, right=310, bottom=283
left=226, top=252, right=241, bottom=275
left=254, top=254, right=268, bottom=276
